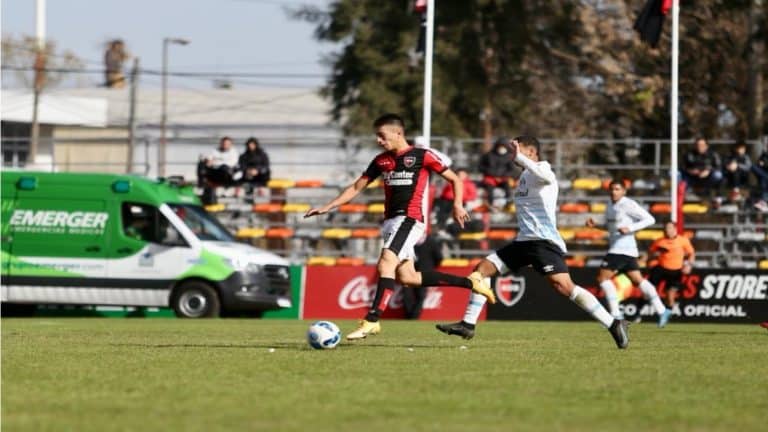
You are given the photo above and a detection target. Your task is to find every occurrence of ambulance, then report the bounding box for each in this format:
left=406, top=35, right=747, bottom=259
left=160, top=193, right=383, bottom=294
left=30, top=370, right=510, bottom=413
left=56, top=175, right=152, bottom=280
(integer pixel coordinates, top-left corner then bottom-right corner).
left=1, top=171, right=291, bottom=317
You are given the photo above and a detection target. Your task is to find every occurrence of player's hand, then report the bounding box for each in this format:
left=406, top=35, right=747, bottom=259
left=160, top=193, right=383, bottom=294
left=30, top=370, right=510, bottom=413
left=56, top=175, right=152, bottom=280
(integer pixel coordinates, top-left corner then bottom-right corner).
left=304, top=206, right=331, bottom=218
left=585, top=217, right=595, bottom=227
left=618, top=227, right=630, bottom=234
left=452, top=205, right=470, bottom=229
left=682, top=261, right=693, bottom=274
left=508, top=139, right=519, bottom=159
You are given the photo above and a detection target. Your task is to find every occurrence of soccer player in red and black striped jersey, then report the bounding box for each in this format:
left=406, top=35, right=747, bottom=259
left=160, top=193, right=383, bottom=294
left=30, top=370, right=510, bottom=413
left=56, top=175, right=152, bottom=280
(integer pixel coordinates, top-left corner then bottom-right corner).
left=305, top=113, right=496, bottom=340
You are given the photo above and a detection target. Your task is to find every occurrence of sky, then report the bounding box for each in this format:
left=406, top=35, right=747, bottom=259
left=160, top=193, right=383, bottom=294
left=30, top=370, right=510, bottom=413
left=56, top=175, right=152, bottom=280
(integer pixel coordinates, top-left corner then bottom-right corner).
left=1, top=0, right=334, bottom=89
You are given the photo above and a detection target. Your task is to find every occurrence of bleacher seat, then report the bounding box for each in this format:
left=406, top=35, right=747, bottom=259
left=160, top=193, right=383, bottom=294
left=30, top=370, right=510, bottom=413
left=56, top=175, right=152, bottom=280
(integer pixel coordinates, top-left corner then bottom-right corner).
left=759, top=260, right=768, bottom=270
left=590, top=202, right=606, bottom=213
left=505, top=203, right=516, bottom=213
left=253, top=203, right=283, bottom=213
left=636, top=229, right=664, bottom=240
left=367, top=203, right=385, bottom=214
left=267, top=179, right=296, bottom=189
left=339, top=203, right=368, bottom=213
left=574, top=228, right=607, bottom=240
left=204, top=203, right=226, bottom=212
left=441, top=258, right=470, bottom=267
left=558, top=229, right=576, bottom=241
left=236, top=227, right=265, bottom=239
left=487, top=229, right=516, bottom=241
left=683, top=203, right=708, bottom=214
left=294, top=179, right=324, bottom=188
left=322, top=228, right=352, bottom=239
left=650, top=203, right=671, bottom=214
left=572, top=178, right=602, bottom=191
left=366, top=179, right=382, bottom=189
left=307, top=256, right=336, bottom=266
left=336, top=257, right=366, bottom=266
left=565, top=256, right=586, bottom=267
left=282, top=203, right=310, bottom=213
left=266, top=227, right=294, bottom=239
left=458, top=232, right=486, bottom=241
left=351, top=228, right=380, bottom=239
left=560, top=203, right=589, bottom=213
left=558, top=179, right=573, bottom=190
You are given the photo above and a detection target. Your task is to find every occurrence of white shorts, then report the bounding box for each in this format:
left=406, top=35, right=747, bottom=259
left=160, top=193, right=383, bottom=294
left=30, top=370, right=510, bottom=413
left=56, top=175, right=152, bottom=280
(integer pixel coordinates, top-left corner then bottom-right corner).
left=380, top=216, right=426, bottom=261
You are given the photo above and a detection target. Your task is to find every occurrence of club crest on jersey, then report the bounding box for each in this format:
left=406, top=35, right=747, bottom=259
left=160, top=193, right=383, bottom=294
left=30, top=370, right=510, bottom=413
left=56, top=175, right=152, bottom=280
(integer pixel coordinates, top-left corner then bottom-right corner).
left=495, top=275, right=525, bottom=307
left=403, top=156, right=416, bottom=168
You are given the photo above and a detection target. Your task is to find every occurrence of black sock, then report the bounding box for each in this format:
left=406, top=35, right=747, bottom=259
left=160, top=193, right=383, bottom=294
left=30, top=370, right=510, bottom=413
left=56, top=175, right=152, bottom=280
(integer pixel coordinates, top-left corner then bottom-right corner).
left=365, top=277, right=396, bottom=322
left=421, top=271, right=472, bottom=289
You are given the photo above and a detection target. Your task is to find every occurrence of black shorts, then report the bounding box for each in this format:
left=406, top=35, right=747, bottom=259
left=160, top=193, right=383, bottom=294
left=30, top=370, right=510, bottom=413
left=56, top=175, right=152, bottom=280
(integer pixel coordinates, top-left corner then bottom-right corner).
left=489, top=240, right=569, bottom=276
left=648, top=266, right=683, bottom=290
left=600, top=253, right=641, bottom=273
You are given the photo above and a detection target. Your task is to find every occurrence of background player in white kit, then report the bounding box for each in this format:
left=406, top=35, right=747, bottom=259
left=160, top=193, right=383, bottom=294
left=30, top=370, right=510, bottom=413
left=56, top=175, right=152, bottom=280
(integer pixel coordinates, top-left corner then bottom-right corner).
left=436, top=136, right=629, bottom=349
left=586, top=181, right=671, bottom=326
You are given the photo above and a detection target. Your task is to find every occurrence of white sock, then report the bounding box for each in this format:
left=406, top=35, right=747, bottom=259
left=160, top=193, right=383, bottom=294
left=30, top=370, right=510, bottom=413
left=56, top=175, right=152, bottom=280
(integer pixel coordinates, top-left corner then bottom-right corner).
left=599, top=279, right=621, bottom=317
left=570, top=285, right=614, bottom=328
left=639, top=279, right=666, bottom=315
left=463, top=292, right=487, bottom=325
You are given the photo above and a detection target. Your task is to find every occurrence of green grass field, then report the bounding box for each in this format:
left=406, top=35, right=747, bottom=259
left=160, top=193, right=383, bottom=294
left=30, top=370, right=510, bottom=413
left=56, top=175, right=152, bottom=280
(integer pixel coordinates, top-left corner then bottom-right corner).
left=2, top=319, right=766, bottom=432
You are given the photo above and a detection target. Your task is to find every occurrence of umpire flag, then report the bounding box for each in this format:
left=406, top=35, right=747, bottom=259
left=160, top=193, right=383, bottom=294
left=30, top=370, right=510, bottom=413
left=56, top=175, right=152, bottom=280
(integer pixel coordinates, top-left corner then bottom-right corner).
left=634, top=0, right=673, bottom=47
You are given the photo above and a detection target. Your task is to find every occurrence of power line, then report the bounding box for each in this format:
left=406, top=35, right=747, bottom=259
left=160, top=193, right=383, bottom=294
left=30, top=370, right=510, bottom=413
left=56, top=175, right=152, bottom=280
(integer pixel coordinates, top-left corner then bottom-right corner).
left=1, top=65, right=326, bottom=79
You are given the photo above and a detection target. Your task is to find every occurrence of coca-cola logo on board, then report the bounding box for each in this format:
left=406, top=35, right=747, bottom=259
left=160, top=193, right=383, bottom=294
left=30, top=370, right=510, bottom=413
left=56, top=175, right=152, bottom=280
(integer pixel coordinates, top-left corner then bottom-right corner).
left=338, top=277, right=443, bottom=310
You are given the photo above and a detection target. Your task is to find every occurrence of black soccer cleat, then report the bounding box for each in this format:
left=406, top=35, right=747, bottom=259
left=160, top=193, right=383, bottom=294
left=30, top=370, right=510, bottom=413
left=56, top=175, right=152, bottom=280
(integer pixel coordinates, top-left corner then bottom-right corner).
left=609, top=319, right=629, bottom=349
left=435, top=321, right=475, bottom=340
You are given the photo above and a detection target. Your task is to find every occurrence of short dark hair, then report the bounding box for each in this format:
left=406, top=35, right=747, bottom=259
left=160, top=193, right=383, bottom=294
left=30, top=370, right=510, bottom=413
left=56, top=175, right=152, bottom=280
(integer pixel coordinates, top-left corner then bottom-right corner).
left=609, top=179, right=625, bottom=190
left=245, top=137, right=259, bottom=147
left=373, top=113, right=406, bottom=131
left=514, top=135, right=541, bottom=157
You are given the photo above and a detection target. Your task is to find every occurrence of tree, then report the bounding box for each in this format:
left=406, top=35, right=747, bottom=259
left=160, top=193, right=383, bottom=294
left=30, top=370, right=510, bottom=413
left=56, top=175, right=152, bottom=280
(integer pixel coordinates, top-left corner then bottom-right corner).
left=1, top=35, right=86, bottom=89
left=294, top=0, right=767, bottom=140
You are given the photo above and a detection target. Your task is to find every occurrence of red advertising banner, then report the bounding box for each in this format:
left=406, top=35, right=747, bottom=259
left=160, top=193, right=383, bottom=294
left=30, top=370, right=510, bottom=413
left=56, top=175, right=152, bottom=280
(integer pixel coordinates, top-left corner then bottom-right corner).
left=302, top=265, right=484, bottom=321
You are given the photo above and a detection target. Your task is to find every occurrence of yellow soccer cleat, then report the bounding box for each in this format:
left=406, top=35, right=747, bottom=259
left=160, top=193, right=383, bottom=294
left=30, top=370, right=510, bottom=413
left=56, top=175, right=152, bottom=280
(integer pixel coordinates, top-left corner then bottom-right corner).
left=468, top=271, right=496, bottom=304
left=346, top=319, right=381, bottom=340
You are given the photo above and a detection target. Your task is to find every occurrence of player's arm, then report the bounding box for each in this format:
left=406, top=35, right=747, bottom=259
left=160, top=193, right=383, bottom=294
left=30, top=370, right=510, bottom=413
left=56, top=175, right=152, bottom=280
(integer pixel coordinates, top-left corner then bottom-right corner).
left=439, top=168, right=470, bottom=228
left=510, top=143, right=556, bottom=184
left=648, top=239, right=662, bottom=260
left=304, top=176, right=369, bottom=218
left=619, top=201, right=655, bottom=234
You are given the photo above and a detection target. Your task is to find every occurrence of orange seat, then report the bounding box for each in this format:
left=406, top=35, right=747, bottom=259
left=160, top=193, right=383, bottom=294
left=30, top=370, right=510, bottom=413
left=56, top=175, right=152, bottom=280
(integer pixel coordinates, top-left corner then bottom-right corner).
left=266, top=227, right=294, bottom=239
left=295, top=179, right=324, bottom=188
left=307, top=256, right=336, bottom=266
left=470, top=204, right=491, bottom=213
left=253, top=202, right=283, bottom=213
left=574, top=228, right=607, bottom=240
left=560, top=203, right=589, bottom=213
left=336, top=257, right=365, bottom=266
left=565, top=256, right=586, bottom=267
left=339, top=203, right=368, bottom=213
left=487, top=229, right=516, bottom=240
left=351, top=228, right=380, bottom=239
left=468, top=257, right=483, bottom=267
left=650, top=203, right=671, bottom=214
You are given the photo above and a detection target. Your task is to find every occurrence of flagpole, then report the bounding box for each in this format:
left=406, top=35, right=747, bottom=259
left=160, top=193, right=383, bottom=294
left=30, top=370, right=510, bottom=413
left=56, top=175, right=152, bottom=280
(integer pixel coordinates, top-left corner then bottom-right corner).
left=670, top=0, right=679, bottom=224
left=422, top=0, right=435, bottom=145
left=420, top=0, right=435, bottom=230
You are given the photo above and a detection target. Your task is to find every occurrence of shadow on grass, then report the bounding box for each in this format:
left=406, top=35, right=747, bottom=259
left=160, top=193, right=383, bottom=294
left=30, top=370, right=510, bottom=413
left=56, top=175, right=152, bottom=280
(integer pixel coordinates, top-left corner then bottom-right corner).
left=110, top=341, right=466, bottom=350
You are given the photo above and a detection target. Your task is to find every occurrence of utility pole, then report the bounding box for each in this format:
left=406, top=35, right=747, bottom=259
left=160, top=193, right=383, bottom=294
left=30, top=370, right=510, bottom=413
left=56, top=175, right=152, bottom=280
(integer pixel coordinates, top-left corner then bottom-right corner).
left=126, top=58, right=140, bottom=173
left=159, top=37, right=189, bottom=177
left=29, top=0, right=46, bottom=166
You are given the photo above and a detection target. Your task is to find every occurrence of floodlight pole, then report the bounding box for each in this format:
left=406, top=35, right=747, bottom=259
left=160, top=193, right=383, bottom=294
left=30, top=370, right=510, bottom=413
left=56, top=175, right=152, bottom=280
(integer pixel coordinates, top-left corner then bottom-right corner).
left=421, top=0, right=435, bottom=147
left=670, top=0, right=680, bottom=225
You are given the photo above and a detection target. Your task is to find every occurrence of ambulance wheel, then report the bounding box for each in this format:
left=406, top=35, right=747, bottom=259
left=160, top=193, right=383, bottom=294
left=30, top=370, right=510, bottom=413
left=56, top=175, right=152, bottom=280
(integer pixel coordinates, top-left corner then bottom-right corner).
left=172, top=281, right=220, bottom=318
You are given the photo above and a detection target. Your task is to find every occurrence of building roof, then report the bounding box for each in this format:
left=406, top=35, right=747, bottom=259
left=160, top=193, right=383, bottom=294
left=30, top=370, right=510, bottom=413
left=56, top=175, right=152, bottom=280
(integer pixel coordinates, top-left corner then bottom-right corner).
left=1, top=90, right=108, bottom=127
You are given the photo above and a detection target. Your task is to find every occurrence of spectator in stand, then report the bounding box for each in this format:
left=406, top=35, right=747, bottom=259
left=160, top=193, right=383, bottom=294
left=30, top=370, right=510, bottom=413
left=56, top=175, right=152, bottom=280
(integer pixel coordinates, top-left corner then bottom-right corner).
left=403, top=234, right=444, bottom=319
left=723, top=141, right=752, bottom=202
left=197, top=136, right=240, bottom=204
left=238, top=137, right=271, bottom=192
left=433, top=167, right=478, bottom=227
left=751, top=142, right=768, bottom=212
left=681, top=137, right=723, bottom=198
left=479, top=137, right=518, bottom=207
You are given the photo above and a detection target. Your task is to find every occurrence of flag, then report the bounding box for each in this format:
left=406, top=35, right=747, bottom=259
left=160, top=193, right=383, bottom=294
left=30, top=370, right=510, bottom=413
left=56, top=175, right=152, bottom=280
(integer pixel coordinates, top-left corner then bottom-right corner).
left=634, top=0, right=674, bottom=47
left=415, top=0, right=427, bottom=54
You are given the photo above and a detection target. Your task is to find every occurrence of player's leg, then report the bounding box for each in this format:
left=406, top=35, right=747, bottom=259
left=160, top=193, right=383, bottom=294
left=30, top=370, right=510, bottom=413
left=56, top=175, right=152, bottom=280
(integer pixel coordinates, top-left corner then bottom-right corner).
left=596, top=260, right=621, bottom=319
left=396, top=259, right=496, bottom=303
left=346, top=248, right=399, bottom=340
left=434, top=259, right=500, bottom=339
left=627, top=269, right=670, bottom=323
left=546, top=272, right=629, bottom=349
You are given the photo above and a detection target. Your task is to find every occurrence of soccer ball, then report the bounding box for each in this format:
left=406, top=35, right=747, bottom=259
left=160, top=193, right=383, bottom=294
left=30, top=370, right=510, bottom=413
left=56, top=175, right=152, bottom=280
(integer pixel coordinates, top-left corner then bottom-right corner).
left=307, top=321, right=341, bottom=350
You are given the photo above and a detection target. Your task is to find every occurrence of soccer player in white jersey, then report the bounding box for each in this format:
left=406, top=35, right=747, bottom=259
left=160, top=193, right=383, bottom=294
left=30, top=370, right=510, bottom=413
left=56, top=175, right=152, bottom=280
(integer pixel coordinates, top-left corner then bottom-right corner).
left=436, top=136, right=630, bottom=349
left=585, top=181, right=671, bottom=326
